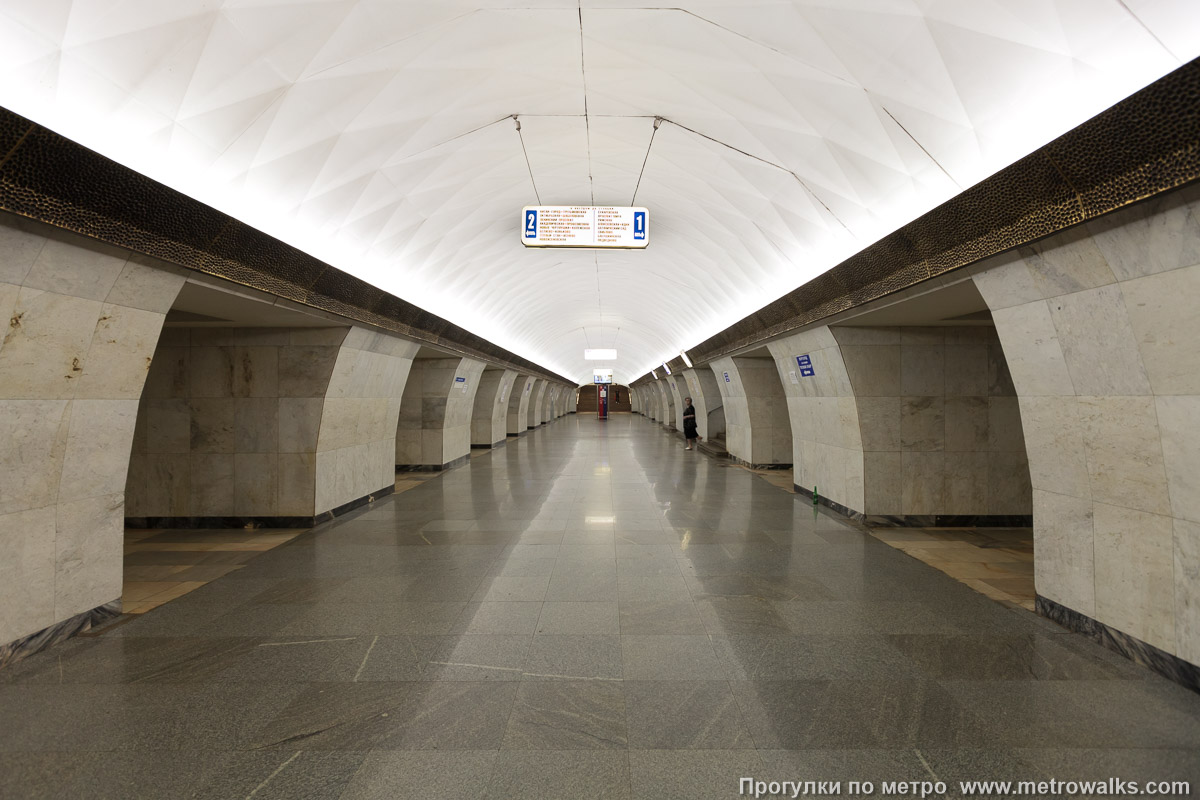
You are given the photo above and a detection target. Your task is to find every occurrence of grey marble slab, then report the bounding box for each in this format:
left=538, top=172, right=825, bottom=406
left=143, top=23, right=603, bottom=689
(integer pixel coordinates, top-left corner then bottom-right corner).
left=486, top=751, right=631, bottom=800
left=502, top=680, right=627, bottom=750
left=624, top=681, right=753, bottom=750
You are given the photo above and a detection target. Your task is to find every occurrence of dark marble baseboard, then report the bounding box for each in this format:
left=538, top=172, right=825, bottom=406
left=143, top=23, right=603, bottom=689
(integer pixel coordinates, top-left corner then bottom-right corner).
left=320, top=484, right=395, bottom=523
left=470, top=440, right=507, bottom=449
left=794, top=485, right=867, bottom=522
left=1037, top=595, right=1200, bottom=694
left=398, top=453, right=470, bottom=472
left=863, top=513, right=1034, bottom=528
left=1, top=600, right=121, bottom=670
left=126, top=484, right=395, bottom=530
left=731, top=457, right=792, bottom=471
left=507, top=430, right=528, bottom=438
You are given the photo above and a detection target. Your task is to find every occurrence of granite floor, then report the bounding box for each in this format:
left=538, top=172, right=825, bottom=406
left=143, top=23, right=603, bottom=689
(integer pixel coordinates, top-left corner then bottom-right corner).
left=717, top=462, right=1037, bottom=610
left=870, top=528, right=1036, bottom=611
left=122, top=529, right=305, bottom=614
left=2, top=414, right=1199, bottom=799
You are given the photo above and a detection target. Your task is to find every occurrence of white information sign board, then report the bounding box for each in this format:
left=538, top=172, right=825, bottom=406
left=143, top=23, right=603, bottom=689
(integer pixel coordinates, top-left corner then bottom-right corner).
left=522, top=206, right=649, bottom=248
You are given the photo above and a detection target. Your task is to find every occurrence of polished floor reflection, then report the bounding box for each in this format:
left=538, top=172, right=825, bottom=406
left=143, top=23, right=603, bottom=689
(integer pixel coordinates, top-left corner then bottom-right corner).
left=870, top=527, right=1035, bottom=611
left=122, top=528, right=304, bottom=614
left=2, top=414, right=1199, bottom=799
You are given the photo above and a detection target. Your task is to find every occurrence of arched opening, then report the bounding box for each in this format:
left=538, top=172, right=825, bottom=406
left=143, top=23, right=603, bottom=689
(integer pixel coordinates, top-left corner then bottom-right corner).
left=470, top=368, right=515, bottom=448
left=768, top=277, right=1036, bottom=609
left=711, top=348, right=793, bottom=471
left=396, top=351, right=485, bottom=471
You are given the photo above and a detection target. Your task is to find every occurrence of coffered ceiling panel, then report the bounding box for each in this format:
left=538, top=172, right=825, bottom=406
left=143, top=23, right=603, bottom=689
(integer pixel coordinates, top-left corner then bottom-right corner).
left=0, top=0, right=1195, bottom=381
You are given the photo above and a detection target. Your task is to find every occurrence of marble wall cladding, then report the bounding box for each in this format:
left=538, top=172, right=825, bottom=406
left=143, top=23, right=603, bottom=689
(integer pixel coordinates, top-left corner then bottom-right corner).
left=395, top=357, right=482, bottom=467
left=127, top=326, right=353, bottom=519
left=828, top=324, right=1030, bottom=519
left=681, top=367, right=724, bottom=441
left=768, top=327, right=865, bottom=507
left=0, top=211, right=185, bottom=648
left=645, top=386, right=657, bottom=420
left=541, top=383, right=557, bottom=423
left=710, top=357, right=745, bottom=452
left=313, top=328, right=418, bottom=515
left=971, top=181, right=1200, bottom=667
left=667, top=378, right=684, bottom=429
left=473, top=369, right=516, bottom=446
left=507, top=375, right=532, bottom=435
left=527, top=379, right=545, bottom=428
left=661, top=380, right=675, bottom=427
left=712, top=356, right=792, bottom=466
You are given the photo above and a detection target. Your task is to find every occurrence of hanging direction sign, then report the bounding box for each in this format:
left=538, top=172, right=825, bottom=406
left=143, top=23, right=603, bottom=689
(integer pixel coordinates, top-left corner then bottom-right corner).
left=521, top=206, right=649, bottom=249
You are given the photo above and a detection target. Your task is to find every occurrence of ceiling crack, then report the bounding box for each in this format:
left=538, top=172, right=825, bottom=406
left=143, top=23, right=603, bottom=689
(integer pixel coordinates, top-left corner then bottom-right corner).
left=578, top=2, right=595, bottom=205
left=1115, top=0, right=1179, bottom=61
left=658, top=116, right=853, bottom=236
left=879, top=105, right=962, bottom=191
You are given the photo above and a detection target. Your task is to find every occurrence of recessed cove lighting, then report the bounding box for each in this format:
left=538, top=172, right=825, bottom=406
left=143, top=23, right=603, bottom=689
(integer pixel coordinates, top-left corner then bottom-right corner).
left=651, top=370, right=658, bottom=379
left=680, top=351, right=693, bottom=368
left=584, top=349, right=617, bottom=360
left=662, top=363, right=671, bottom=375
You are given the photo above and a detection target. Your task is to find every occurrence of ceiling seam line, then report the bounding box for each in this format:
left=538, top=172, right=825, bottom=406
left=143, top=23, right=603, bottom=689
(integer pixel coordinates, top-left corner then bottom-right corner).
left=578, top=2, right=595, bottom=205
left=391, top=115, right=516, bottom=164
left=211, top=87, right=290, bottom=163
left=673, top=8, right=855, bottom=86
left=879, top=105, right=962, bottom=190
left=631, top=117, right=662, bottom=206
left=299, top=10, right=481, bottom=80
left=513, top=116, right=542, bottom=205
left=1115, top=0, right=1179, bottom=61
left=658, top=117, right=853, bottom=235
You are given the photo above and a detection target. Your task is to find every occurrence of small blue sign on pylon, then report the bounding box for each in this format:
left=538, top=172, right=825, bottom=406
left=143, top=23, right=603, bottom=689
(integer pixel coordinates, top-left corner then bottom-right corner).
left=796, top=354, right=815, bottom=377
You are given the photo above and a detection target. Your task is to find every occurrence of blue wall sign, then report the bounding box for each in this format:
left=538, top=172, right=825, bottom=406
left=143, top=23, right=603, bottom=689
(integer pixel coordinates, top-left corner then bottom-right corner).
left=633, top=210, right=646, bottom=240
left=524, top=209, right=537, bottom=239
left=796, top=354, right=815, bottom=377
left=723, top=371, right=730, bottom=383
left=455, top=376, right=466, bottom=383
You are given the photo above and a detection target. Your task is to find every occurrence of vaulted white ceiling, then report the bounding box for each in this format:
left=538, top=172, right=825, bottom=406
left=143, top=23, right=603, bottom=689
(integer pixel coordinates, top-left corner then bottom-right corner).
left=1, top=1, right=1197, bottom=382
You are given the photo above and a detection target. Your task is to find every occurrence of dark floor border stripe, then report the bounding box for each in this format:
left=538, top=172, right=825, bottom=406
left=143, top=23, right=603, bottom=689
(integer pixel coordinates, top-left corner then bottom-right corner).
left=863, top=513, right=1034, bottom=528
left=794, top=485, right=867, bottom=523
left=791, top=486, right=1032, bottom=529
left=125, top=484, right=395, bottom=530
left=732, top=457, right=792, bottom=471
left=1036, top=595, right=1200, bottom=695
left=0, top=600, right=120, bottom=670
left=397, top=454, right=470, bottom=472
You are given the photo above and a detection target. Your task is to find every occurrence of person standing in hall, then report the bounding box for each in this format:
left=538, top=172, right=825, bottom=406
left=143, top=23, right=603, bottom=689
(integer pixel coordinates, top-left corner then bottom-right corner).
left=682, top=396, right=700, bottom=450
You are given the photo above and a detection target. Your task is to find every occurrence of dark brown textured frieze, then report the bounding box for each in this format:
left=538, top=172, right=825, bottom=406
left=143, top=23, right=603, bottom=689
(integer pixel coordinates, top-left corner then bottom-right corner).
left=633, top=57, right=1200, bottom=385
left=0, top=112, right=573, bottom=386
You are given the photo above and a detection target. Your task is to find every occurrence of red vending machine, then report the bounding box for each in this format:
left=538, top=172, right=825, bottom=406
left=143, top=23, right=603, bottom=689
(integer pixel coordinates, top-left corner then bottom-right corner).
left=597, top=385, right=609, bottom=420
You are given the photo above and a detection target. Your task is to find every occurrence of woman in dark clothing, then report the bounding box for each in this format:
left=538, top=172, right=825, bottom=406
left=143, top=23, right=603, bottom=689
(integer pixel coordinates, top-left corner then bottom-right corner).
left=682, top=397, right=700, bottom=450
